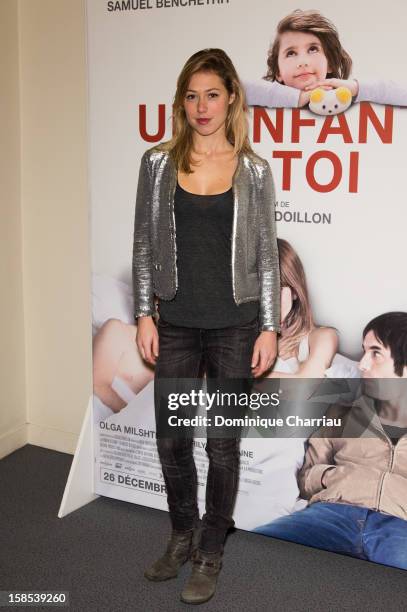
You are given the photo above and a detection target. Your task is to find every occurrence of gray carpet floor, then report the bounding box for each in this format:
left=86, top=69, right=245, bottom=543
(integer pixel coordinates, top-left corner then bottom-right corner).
left=1, top=445, right=406, bottom=612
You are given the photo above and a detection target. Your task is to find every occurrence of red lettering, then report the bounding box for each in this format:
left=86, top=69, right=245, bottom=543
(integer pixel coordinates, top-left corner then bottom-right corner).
left=253, top=108, right=284, bottom=143
left=306, top=151, right=342, bottom=193
left=273, top=151, right=302, bottom=190
left=348, top=152, right=359, bottom=193
left=291, top=109, right=315, bottom=143
left=317, top=113, right=353, bottom=143
left=139, top=104, right=166, bottom=142
left=358, top=103, right=393, bottom=143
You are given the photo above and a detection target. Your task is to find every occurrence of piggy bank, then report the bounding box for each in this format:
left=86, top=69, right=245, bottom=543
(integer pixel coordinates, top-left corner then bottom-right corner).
left=309, top=86, right=352, bottom=116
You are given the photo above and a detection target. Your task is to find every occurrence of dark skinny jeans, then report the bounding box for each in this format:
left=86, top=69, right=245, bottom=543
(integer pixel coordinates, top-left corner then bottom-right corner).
left=154, top=315, right=259, bottom=553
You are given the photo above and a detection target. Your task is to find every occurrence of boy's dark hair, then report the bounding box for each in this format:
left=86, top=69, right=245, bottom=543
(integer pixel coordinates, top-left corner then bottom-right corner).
left=264, top=9, right=352, bottom=82
left=363, top=312, right=407, bottom=376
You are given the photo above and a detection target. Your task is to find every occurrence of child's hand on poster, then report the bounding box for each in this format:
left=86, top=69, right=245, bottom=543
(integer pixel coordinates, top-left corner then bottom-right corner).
left=305, top=78, right=359, bottom=97
left=298, top=82, right=336, bottom=107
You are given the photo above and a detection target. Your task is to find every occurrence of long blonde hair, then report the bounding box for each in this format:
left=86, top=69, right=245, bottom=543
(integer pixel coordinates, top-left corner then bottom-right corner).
left=278, top=238, right=314, bottom=357
left=161, top=48, right=253, bottom=173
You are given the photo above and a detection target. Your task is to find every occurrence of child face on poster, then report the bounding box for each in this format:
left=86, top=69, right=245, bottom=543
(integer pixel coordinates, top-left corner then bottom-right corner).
left=267, top=10, right=358, bottom=99
left=245, top=8, right=407, bottom=110
left=276, top=31, right=330, bottom=91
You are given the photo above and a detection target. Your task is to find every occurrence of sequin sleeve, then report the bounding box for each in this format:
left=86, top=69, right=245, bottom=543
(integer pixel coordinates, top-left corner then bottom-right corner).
left=257, top=160, right=281, bottom=332
left=132, top=151, right=155, bottom=319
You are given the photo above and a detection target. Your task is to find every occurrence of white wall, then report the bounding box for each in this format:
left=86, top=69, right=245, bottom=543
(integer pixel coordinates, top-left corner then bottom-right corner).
left=0, top=0, right=27, bottom=459
left=0, top=0, right=92, bottom=459
left=20, top=0, right=91, bottom=454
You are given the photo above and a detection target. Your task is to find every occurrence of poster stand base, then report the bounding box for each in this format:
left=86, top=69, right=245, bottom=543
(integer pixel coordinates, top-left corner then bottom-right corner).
left=58, top=396, right=98, bottom=518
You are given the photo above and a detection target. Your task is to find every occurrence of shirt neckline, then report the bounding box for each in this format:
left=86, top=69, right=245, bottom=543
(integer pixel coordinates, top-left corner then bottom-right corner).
left=176, top=181, right=233, bottom=198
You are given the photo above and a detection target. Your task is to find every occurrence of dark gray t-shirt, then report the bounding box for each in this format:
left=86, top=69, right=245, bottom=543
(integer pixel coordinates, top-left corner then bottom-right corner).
left=381, top=423, right=407, bottom=445
left=158, top=183, right=259, bottom=328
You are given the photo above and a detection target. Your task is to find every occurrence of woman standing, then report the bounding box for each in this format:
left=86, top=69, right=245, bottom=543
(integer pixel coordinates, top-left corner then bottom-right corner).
left=132, top=49, right=280, bottom=604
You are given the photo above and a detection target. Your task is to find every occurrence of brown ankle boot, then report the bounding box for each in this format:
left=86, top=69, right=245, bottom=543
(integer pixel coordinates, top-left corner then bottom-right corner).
left=144, top=529, right=194, bottom=581
left=180, top=549, right=223, bottom=604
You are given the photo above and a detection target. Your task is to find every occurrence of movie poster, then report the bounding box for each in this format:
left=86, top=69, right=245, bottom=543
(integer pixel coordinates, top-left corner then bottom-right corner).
left=88, top=0, right=407, bottom=569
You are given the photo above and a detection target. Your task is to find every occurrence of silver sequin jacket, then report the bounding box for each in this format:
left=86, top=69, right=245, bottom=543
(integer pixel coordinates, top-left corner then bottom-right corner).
left=132, top=146, right=281, bottom=332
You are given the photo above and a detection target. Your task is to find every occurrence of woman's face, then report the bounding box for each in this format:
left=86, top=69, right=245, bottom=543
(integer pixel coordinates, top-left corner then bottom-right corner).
left=183, top=71, right=235, bottom=137
left=280, top=286, right=294, bottom=324
left=277, top=31, right=329, bottom=90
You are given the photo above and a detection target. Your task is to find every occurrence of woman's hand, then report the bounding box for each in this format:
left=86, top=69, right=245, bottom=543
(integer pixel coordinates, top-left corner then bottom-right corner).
left=251, top=331, right=277, bottom=378
left=136, top=316, right=159, bottom=365
left=305, top=78, right=359, bottom=97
